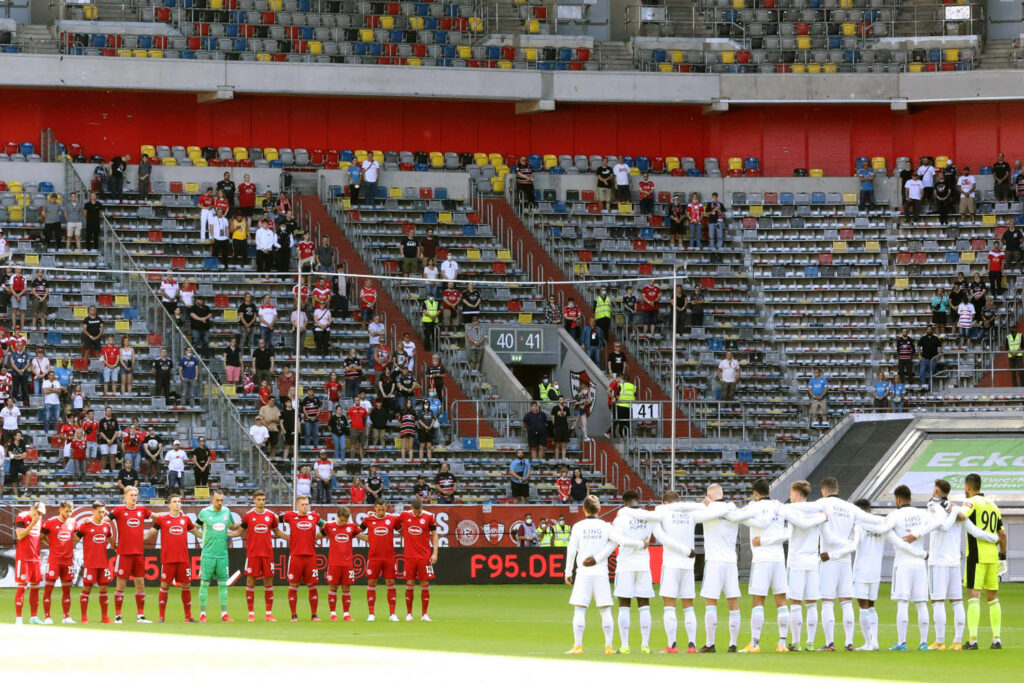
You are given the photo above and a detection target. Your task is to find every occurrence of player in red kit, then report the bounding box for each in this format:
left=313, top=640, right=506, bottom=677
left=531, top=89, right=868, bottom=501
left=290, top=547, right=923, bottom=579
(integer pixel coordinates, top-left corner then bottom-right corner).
left=109, top=485, right=153, bottom=622
left=41, top=500, right=77, bottom=623
left=147, top=494, right=201, bottom=623
left=77, top=501, right=115, bottom=623
left=400, top=496, right=439, bottom=622
left=321, top=505, right=366, bottom=621
left=14, top=501, right=44, bottom=624
left=360, top=499, right=401, bottom=621
left=280, top=495, right=322, bottom=622
left=242, top=489, right=289, bottom=621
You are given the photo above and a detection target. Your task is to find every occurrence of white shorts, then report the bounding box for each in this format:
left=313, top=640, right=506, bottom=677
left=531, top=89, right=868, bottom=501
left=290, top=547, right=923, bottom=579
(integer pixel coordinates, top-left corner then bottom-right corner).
left=891, top=565, right=928, bottom=602
left=788, top=568, right=820, bottom=601
left=700, top=560, right=740, bottom=600
left=659, top=566, right=695, bottom=599
left=853, top=581, right=879, bottom=602
left=99, top=443, right=117, bottom=455
left=570, top=574, right=613, bottom=608
left=614, top=569, right=655, bottom=599
left=66, top=221, right=82, bottom=238
left=818, top=560, right=854, bottom=600
left=749, top=561, right=787, bottom=597
left=928, top=565, right=963, bottom=601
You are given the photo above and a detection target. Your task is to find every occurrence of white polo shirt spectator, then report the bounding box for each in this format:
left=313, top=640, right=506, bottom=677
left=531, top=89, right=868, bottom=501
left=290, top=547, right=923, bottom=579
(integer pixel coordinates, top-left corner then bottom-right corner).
left=361, top=157, right=380, bottom=183
left=1, top=402, right=20, bottom=430
left=441, top=255, right=459, bottom=282
left=290, top=309, right=307, bottom=330
left=957, top=172, right=976, bottom=198
left=258, top=301, right=277, bottom=329
left=164, top=441, right=189, bottom=473
left=916, top=163, right=935, bottom=190
left=249, top=419, right=269, bottom=447
left=719, top=357, right=740, bottom=383
left=613, top=162, right=630, bottom=186
left=43, top=377, right=61, bottom=406
left=159, top=276, right=179, bottom=306
left=904, top=177, right=923, bottom=201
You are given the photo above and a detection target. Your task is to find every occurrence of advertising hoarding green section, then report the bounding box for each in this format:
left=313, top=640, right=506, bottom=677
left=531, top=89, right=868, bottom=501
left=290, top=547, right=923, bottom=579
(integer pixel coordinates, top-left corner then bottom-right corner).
left=897, top=439, right=1024, bottom=494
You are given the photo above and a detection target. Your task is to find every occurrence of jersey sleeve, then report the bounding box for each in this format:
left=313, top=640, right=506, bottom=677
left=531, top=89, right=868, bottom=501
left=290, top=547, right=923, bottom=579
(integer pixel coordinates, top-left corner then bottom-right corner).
left=185, top=517, right=195, bottom=531
left=278, top=512, right=288, bottom=525
left=240, top=513, right=250, bottom=529
left=359, top=519, right=368, bottom=531
left=195, top=511, right=206, bottom=527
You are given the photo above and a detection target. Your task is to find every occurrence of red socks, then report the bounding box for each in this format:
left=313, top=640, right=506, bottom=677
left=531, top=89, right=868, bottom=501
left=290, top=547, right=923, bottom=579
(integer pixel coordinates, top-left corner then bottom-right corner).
left=342, top=591, right=351, bottom=615
left=421, top=588, right=430, bottom=616
left=28, top=587, right=39, bottom=617
left=62, top=586, right=72, bottom=619
left=386, top=586, right=396, bottom=616
left=114, top=590, right=124, bottom=616
left=288, top=587, right=298, bottom=615
left=159, top=588, right=169, bottom=620
left=80, top=589, right=90, bottom=621
left=14, top=586, right=24, bottom=617
left=406, top=587, right=415, bottom=614
left=328, top=590, right=338, bottom=614
left=182, top=588, right=192, bottom=619
left=309, top=587, right=318, bottom=616
left=43, top=583, right=54, bottom=618
left=99, top=591, right=109, bottom=619
left=264, top=587, right=274, bottom=615
left=135, top=590, right=146, bottom=617
left=367, top=586, right=376, bottom=615
left=246, top=587, right=255, bottom=614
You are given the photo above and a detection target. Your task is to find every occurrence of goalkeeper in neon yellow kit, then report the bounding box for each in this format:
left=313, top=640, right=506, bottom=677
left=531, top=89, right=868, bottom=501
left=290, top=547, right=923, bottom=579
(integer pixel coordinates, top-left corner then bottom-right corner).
left=194, top=490, right=242, bottom=622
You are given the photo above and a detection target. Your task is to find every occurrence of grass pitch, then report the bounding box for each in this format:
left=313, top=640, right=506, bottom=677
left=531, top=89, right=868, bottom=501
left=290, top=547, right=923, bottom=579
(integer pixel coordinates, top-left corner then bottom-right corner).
left=1, top=584, right=1020, bottom=681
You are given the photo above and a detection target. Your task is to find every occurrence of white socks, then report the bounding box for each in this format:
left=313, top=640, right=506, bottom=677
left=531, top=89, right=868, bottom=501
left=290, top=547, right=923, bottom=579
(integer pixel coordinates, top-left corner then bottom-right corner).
left=805, top=603, right=818, bottom=647
left=896, top=600, right=909, bottom=644
left=617, top=607, right=630, bottom=648
left=866, top=607, right=878, bottom=649
left=600, top=607, right=614, bottom=648
left=728, top=610, right=741, bottom=648
left=841, top=600, right=855, bottom=648
left=916, top=602, right=930, bottom=645
left=789, top=604, right=803, bottom=646
left=683, top=607, right=697, bottom=647
left=933, top=602, right=947, bottom=645
left=704, top=606, right=718, bottom=647
left=777, top=607, right=789, bottom=646
left=639, top=605, right=652, bottom=648
left=663, top=607, right=678, bottom=648
left=573, top=606, right=586, bottom=647
left=821, top=601, right=835, bottom=645
left=750, top=606, right=765, bottom=644
left=952, top=600, right=965, bottom=644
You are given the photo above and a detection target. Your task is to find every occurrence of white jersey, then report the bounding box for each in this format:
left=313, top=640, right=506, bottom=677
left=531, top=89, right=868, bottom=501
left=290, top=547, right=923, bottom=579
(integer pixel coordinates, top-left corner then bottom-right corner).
left=613, top=508, right=656, bottom=572
left=650, top=504, right=699, bottom=569
left=780, top=505, right=826, bottom=570
left=926, top=500, right=998, bottom=568
left=565, top=517, right=640, bottom=578
left=700, top=501, right=739, bottom=563
left=815, top=496, right=874, bottom=563
left=731, top=498, right=786, bottom=563
left=853, top=525, right=887, bottom=584
left=882, top=506, right=938, bottom=568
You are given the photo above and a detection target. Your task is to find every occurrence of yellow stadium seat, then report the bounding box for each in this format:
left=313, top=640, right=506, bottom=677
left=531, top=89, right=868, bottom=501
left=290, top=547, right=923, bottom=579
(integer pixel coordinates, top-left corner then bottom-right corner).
left=410, top=16, right=424, bottom=30
left=388, top=187, right=403, bottom=198
left=263, top=147, right=278, bottom=161
left=223, top=309, right=238, bottom=322
left=728, top=157, right=743, bottom=170
left=267, top=0, right=282, bottom=9
left=474, top=152, right=488, bottom=165
left=797, top=36, right=810, bottom=49
left=380, top=16, right=394, bottom=29
left=842, top=193, right=858, bottom=204
left=935, top=155, right=948, bottom=168
left=807, top=63, right=821, bottom=73
left=842, top=22, right=855, bottom=35
left=823, top=63, right=837, bottom=73
left=457, top=45, right=470, bottom=59
left=115, top=320, right=130, bottom=333
left=961, top=251, right=975, bottom=263
left=194, top=158, right=208, bottom=167
left=895, top=277, right=909, bottom=290
left=732, top=0, right=744, bottom=7
left=617, top=203, right=634, bottom=215
left=257, top=52, right=271, bottom=61
left=309, top=41, right=322, bottom=54
left=721, top=51, right=735, bottom=64
left=7, top=206, right=21, bottom=221
left=210, top=0, right=223, bottom=8
left=518, top=313, right=533, bottom=324
left=526, top=19, right=540, bottom=33
left=141, top=144, right=156, bottom=157
left=543, top=155, right=558, bottom=169
left=908, top=62, right=923, bottom=72
left=871, top=156, right=886, bottom=170
left=666, top=157, right=680, bottom=172
left=497, top=248, right=511, bottom=261
left=749, top=205, right=763, bottom=216
left=187, top=145, right=201, bottom=157
left=359, top=28, right=374, bottom=42
left=407, top=57, right=422, bottom=65
left=865, top=240, right=880, bottom=253
left=524, top=47, right=537, bottom=61
left=840, top=0, right=852, bottom=6
left=670, top=50, right=683, bottom=63
left=488, top=153, right=503, bottom=166
left=832, top=241, right=848, bottom=253
left=8, top=181, right=22, bottom=193
left=83, top=4, right=98, bottom=19
left=490, top=177, right=505, bottom=192
left=24, top=253, right=39, bottom=266
left=809, top=168, right=823, bottom=177
left=468, top=16, right=483, bottom=32
left=466, top=248, right=481, bottom=260
left=430, top=156, right=444, bottom=169
left=150, top=50, right=163, bottom=58
left=73, top=307, right=87, bottom=319
left=629, top=167, right=640, bottom=176
left=791, top=63, right=806, bottom=73
left=945, top=48, right=959, bottom=62
left=233, top=147, right=248, bottom=160
left=115, top=295, right=130, bottom=306
left=658, top=63, right=672, bottom=72
left=185, top=182, right=200, bottom=194
left=355, top=149, right=368, bottom=161
left=117, top=48, right=130, bottom=57
left=439, top=212, right=453, bottom=224
left=573, top=262, right=589, bottom=276
left=983, top=214, right=997, bottom=226
left=478, top=437, right=494, bottom=450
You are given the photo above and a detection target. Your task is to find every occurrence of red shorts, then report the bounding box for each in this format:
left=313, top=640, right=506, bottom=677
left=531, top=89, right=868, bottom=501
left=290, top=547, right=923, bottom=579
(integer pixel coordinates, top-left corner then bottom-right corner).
left=45, top=563, right=74, bottom=584
left=114, top=554, right=145, bottom=579
left=244, top=556, right=274, bottom=578
left=287, top=556, right=318, bottom=585
left=403, top=558, right=435, bottom=582
left=161, top=562, right=192, bottom=585
left=15, top=560, right=42, bottom=585
left=83, top=567, right=112, bottom=587
left=325, top=565, right=355, bottom=586
left=366, top=557, right=395, bottom=581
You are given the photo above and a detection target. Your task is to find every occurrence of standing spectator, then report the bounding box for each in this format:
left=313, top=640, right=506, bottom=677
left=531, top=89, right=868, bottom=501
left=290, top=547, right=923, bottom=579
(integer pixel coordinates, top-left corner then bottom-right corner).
left=686, top=192, right=704, bottom=250
left=461, top=282, right=481, bottom=323
left=550, top=396, right=570, bottom=460
left=257, top=294, right=277, bottom=349
left=988, top=240, right=1005, bottom=296
left=807, top=368, right=828, bottom=426
left=942, top=159, right=959, bottom=205
left=216, top=171, right=236, bottom=207
left=993, top=153, right=1012, bottom=202
left=717, top=350, right=740, bottom=402
left=197, top=187, right=215, bottom=241
left=930, top=287, right=949, bottom=336
left=466, top=317, right=486, bottom=372
left=255, top=220, right=279, bottom=272
left=313, top=452, right=334, bottom=504
left=249, top=415, right=270, bottom=453
left=595, top=157, right=614, bottom=212
left=229, top=212, right=248, bottom=268
left=137, top=153, right=152, bottom=199
left=933, top=176, right=952, bottom=226
left=514, top=156, right=535, bottom=207
left=612, top=156, right=631, bottom=204
left=83, top=191, right=103, bottom=251
left=607, top=341, right=627, bottom=378
left=164, top=439, right=188, bottom=493
left=342, top=348, right=362, bottom=399
left=1007, top=327, right=1024, bottom=387
left=689, top=285, right=707, bottom=329
left=360, top=151, right=380, bottom=206
left=441, top=282, right=461, bottom=332
left=358, top=279, right=377, bottom=326
left=223, top=336, right=242, bottom=386
left=856, top=160, right=875, bottom=210
left=236, top=173, right=256, bottom=216
left=367, top=314, right=386, bottom=368
left=274, top=212, right=294, bottom=273
left=919, top=325, right=942, bottom=390
left=397, top=399, right=416, bottom=459
left=116, top=454, right=139, bottom=491
left=276, top=365, right=296, bottom=401
left=706, top=192, right=726, bottom=249
left=509, top=449, right=531, bottom=503
left=543, top=294, right=561, bottom=325
left=440, top=252, right=459, bottom=284
left=312, top=301, right=332, bottom=357
left=956, top=296, right=976, bottom=343
left=9, top=340, right=28, bottom=406
left=153, top=347, right=173, bottom=399
left=345, top=160, right=362, bottom=204
left=82, top=408, right=99, bottom=463
left=1, top=396, right=20, bottom=444
left=968, top=273, right=987, bottom=320
left=98, top=406, right=120, bottom=472
left=569, top=468, right=589, bottom=504
left=673, top=285, right=688, bottom=331
left=580, top=317, right=605, bottom=366
left=637, top=172, right=655, bottom=215
left=399, top=228, right=420, bottom=276
left=420, top=227, right=438, bottom=265
left=622, top=286, right=638, bottom=335
left=895, top=329, right=915, bottom=385
left=300, top=387, right=321, bottom=450
left=30, top=347, right=49, bottom=395
left=522, top=401, right=548, bottom=461
left=413, top=474, right=430, bottom=501
left=517, top=513, right=538, bottom=547
left=1014, top=159, right=1024, bottom=191
left=562, top=297, right=581, bottom=342
left=416, top=400, right=436, bottom=461
left=64, top=191, right=84, bottom=251
left=191, top=436, right=211, bottom=489
left=347, top=396, right=368, bottom=459
left=666, top=195, right=686, bottom=250
left=109, top=153, right=128, bottom=198
left=903, top=172, right=923, bottom=223
left=364, top=463, right=385, bottom=503
left=29, top=270, right=48, bottom=330
left=120, top=418, right=147, bottom=471
left=1002, top=223, right=1024, bottom=272
left=69, top=427, right=88, bottom=481
left=118, top=335, right=135, bottom=395
left=158, top=270, right=179, bottom=316
left=258, top=397, right=281, bottom=458
left=871, top=371, right=890, bottom=409
left=957, top=167, right=976, bottom=218
left=7, top=267, right=26, bottom=330
left=41, top=193, right=64, bottom=249
left=890, top=373, right=907, bottom=412
left=641, top=279, right=661, bottom=336
left=555, top=465, right=572, bottom=503
left=434, top=461, right=457, bottom=504
left=190, top=297, right=213, bottom=358
left=5, top=431, right=24, bottom=496
left=594, top=286, right=612, bottom=342
left=424, top=353, right=446, bottom=401
left=235, top=292, right=257, bottom=354
left=421, top=293, right=440, bottom=353
left=916, top=157, right=935, bottom=209
left=178, top=346, right=200, bottom=407
left=349, top=476, right=366, bottom=504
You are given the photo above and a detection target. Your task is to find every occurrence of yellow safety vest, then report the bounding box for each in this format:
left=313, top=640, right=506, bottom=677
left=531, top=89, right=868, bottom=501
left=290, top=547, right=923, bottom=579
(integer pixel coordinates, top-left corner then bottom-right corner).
left=539, top=382, right=553, bottom=400
left=421, top=299, right=439, bottom=323
left=595, top=295, right=612, bottom=320
left=553, top=523, right=571, bottom=547
left=617, top=381, right=636, bottom=407
left=1009, top=333, right=1022, bottom=358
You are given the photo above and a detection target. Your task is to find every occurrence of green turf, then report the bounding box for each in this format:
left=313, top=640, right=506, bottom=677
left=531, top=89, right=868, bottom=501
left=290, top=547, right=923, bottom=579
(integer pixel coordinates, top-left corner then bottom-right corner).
left=1, top=583, right=1019, bottom=680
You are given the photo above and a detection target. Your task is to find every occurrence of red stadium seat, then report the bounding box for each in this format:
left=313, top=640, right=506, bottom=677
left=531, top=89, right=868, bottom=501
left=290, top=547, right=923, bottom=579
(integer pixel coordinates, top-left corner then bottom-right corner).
left=649, top=215, right=663, bottom=227
left=818, top=253, right=832, bottom=265
left=580, top=190, right=595, bottom=201
left=633, top=239, right=647, bottom=251
left=169, top=182, right=184, bottom=193
left=419, top=187, right=432, bottom=199
left=657, top=191, right=671, bottom=202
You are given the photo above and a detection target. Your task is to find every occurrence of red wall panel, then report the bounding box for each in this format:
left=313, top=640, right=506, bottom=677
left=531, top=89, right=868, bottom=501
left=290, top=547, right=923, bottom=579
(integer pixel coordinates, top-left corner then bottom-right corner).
left=762, top=114, right=807, bottom=176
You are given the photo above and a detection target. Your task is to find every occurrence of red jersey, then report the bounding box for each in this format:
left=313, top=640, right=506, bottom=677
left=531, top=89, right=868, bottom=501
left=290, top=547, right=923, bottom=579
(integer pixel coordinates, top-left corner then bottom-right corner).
left=298, top=241, right=315, bottom=260
left=42, top=516, right=78, bottom=565
left=198, top=194, right=215, bottom=209
left=82, top=419, right=99, bottom=443
left=638, top=180, right=655, bottom=200
left=641, top=285, right=661, bottom=310
left=360, top=514, right=400, bottom=561
left=686, top=201, right=703, bottom=223
left=77, top=519, right=113, bottom=568
left=373, top=344, right=391, bottom=370
left=556, top=475, right=572, bottom=501
left=442, top=288, right=461, bottom=310
left=153, top=514, right=195, bottom=564
left=238, top=182, right=256, bottom=208
left=258, top=386, right=272, bottom=407
left=101, top=344, right=120, bottom=367
left=9, top=274, right=25, bottom=294
left=280, top=510, right=321, bottom=557
left=122, top=428, right=147, bottom=452
left=323, top=521, right=361, bottom=567
left=359, top=287, right=377, bottom=306
left=989, top=250, right=1006, bottom=272
left=57, top=422, right=75, bottom=445
left=313, top=284, right=331, bottom=305
left=325, top=380, right=341, bottom=402
left=0, top=372, right=11, bottom=398
left=563, top=303, right=580, bottom=325
left=70, top=439, right=87, bottom=461
left=399, top=510, right=436, bottom=560
left=347, top=405, right=368, bottom=430
left=241, top=508, right=279, bottom=558
left=350, top=487, right=366, bottom=504
left=214, top=198, right=229, bottom=213
left=109, top=505, right=152, bottom=555
left=15, top=511, right=41, bottom=562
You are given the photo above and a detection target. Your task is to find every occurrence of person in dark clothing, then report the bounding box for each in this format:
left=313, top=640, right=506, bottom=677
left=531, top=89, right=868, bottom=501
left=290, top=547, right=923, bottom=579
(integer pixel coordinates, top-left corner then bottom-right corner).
left=83, top=191, right=103, bottom=250
left=895, top=329, right=915, bottom=385
left=191, top=436, right=212, bottom=487
left=514, top=156, right=536, bottom=207
left=153, top=347, right=173, bottom=399
left=666, top=195, right=686, bottom=250
left=918, top=325, right=942, bottom=390
left=933, top=178, right=952, bottom=226
left=1002, top=224, right=1024, bottom=272
left=216, top=172, right=236, bottom=207
left=993, top=153, right=1012, bottom=202
left=522, top=402, right=548, bottom=460
left=109, top=154, right=129, bottom=198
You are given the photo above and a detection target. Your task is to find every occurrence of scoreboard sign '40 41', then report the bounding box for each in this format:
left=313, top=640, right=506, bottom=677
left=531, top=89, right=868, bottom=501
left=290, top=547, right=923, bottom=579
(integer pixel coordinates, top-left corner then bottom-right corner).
left=486, top=325, right=560, bottom=365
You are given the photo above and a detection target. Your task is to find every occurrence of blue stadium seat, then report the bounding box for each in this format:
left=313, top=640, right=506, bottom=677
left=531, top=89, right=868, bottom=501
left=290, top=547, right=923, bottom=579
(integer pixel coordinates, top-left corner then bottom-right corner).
left=486, top=46, right=500, bottom=60
left=804, top=265, right=819, bottom=277
left=558, top=47, right=572, bottom=61
left=434, top=187, right=447, bottom=199
left=340, top=150, right=354, bottom=162
left=528, top=153, right=542, bottom=169
left=811, top=192, right=826, bottom=204
left=686, top=168, right=701, bottom=177
left=462, top=225, right=477, bottom=236
left=652, top=49, right=667, bottom=63
left=779, top=192, right=794, bottom=204
left=39, top=182, right=54, bottom=193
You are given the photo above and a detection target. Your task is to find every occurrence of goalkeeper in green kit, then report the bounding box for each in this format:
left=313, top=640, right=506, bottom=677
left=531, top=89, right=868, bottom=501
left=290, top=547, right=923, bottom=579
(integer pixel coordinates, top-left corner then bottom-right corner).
left=194, top=490, right=243, bottom=622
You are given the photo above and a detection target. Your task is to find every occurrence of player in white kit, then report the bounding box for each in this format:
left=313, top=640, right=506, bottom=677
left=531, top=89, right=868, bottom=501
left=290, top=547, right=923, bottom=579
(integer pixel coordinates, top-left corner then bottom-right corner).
left=772, top=480, right=826, bottom=651
left=611, top=489, right=659, bottom=654
left=729, top=479, right=788, bottom=653
left=564, top=495, right=645, bottom=655
left=697, top=483, right=743, bottom=653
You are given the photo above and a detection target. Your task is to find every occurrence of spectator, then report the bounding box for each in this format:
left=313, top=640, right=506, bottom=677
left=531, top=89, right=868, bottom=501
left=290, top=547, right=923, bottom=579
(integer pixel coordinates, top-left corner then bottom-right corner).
left=191, top=436, right=211, bottom=488
left=895, top=329, right=915, bottom=385
left=218, top=336, right=241, bottom=387
left=550, top=396, right=570, bottom=460
left=543, top=294, right=561, bottom=325
left=957, top=167, right=976, bottom=218
left=419, top=226, right=439, bottom=264
left=641, top=279, right=661, bottom=336
left=398, top=399, right=416, bottom=459
left=413, top=474, right=430, bottom=501
left=689, top=285, right=707, bottom=329
left=555, top=465, right=572, bottom=504
left=666, top=195, right=686, bottom=250
left=514, top=155, right=535, bottom=207
left=141, top=436, right=162, bottom=479
left=988, top=240, right=1006, bottom=296
left=38, top=367, right=64, bottom=433
left=1, top=396, right=20, bottom=444
left=807, top=368, right=828, bottom=426
left=434, top=461, right=457, bottom=504
left=314, top=236, right=337, bottom=274
left=706, top=192, right=726, bottom=249
left=232, top=293, right=256, bottom=355
left=891, top=373, right=907, bottom=412
left=968, top=272, right=987, bottom=320
left=252, top=337, right=274, bottom=387
left=309, top=301, right=332, bottom=357
left=67, top=427, right=87, bottom=481
left=1003, top=223, right=1023, bottom=272
left=274, top=212, right=294, bottom=272
left=919, top=325, right=942, bottom=390
left=118, top=335, right=135, bottom=395
left=158, top=271, right=179, bottom=316
left=148, top=347, right=171, bottom=400
left=99, top=334, right=119, bottom=395
left=180, top=278, right=197, bottom=322
left=562, top=296, right=581, bottom=342
left=929, top=286, right=949, bottom=336
left=41, top=193, right=64, bottom=250
left=234, top=173, right=255, bottom=216
left=637, top=172, right=655, bottom=214
left=360, top=151, right=381, bottom=206
left=421, top=293, right=440, bottom=353
left=293, top=465, right=312, bottom=498
left=396, top=367, right=420, bottom=406
left=249, top=415, right=270, bottom=453
left=164, top=439, right=188, bottom=493
left=367, top=313, right=385, bottom=365
left=993, top=153, right=1012, bottom=202
left=686, top=192, right=704, bottom=250
left=856, top=160, right=875, bottom=210
left=717, top=350, right=740, bottom=402
left=63, top=191, right=84, bottom=251
left=109, top=153, right=128, bottom=198
left=341, top=348, right=361, bottom=399
left=257, top=294, right=277, bottom=349
left=981, top=299, right=998, bottom=342
left=518, top=513, right=538, bottom=547
left=441, top=281, right=462, bottom=332
left=301, top=387, right=321, bottom=450
left=932, top=175, right=952, bottom=226
left=98, top=406, right=120, bottom=472
left=594, top=286, right=612, bottom=342
left=178, top=346, right=200, bottom=406
left=329, top=404, right=350, bottom=461
left=612, top=156, right=631, bottom=204
left=255, top=220, right=279, bottom=273
left=1014, top=159, right=1024, bottom=190
left=957, top=296, right=976, bottom=343
left=673, top=285, right=688, bottom=331
left=417, top=400, right=436, bottom=461
left=580, top=317, right=605, bottom=366
left=916, top=157, right=935, bottom=208
left=229, top=212, right=249, bottom=268
left=208, top=207, right=230, bottom=267
left=29, top=269, right=48, bottom=330
left=466, top=317, right=486, bottom=372
left=522, top=401, right=548, bottom=460
left=82, top=408, right=98, bottom=463
left=508, top=448, right=531, bottom=503
left=30, top=347, right=49, bottom=395
left=83, top=191, right=103, bottom=251
left=622, top=286, right=638, bottom=334
left=121, top=418, right=146, bottom=471
left=871, top=371, right=890, bottom=409
left=1016, top=161, right=1024, bottom=199
left=400, top=333, right=417, bottom=372
left=440, top=253, right=459, bottom=285
left=9, top=340, right=28, bottom=406
left=461, top=282, right=481, bottom=323
left=399, top=228, right=420, bottom=276
left=595, top=157, right=614, bottom=211
left=347, top=396, right=368, bottom=459
left=365, top=463, right=385, bottom=503
left=349, top=476, right=366, bottom=504
left=116, top=456, right=139, bottom=491
left=422, top=258, right=440, bottom=299
left=943, top=158, right=959, bottom=203
left=215, top=171, right=235, bottom=207
left=425, top=353, right=446, bottom=401
left=313, top=452, right=334, bottom=504
left=7, top=266, right=26, bottom=329
left=375, top=370, right=396, bottom=415
left=359, top=279, right=377, bottom=326
left=903, top=171, right=923, bottom=223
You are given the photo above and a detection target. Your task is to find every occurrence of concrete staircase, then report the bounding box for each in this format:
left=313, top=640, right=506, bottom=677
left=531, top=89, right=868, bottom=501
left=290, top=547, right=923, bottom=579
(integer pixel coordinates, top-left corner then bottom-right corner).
left=15, top=24, right=59, bottom=54
left=891, top=0, right=944, bottom=37
left=665, top=0, right=714, bottom=38
left=980, top=38, right=1015, bottom=69
left=597, top=40, right=634, bottom=70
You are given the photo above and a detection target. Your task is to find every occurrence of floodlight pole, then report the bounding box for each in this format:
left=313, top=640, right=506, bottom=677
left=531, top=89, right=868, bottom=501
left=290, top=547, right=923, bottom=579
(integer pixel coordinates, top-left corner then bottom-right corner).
left=292, top=258, right=302, bottom=503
